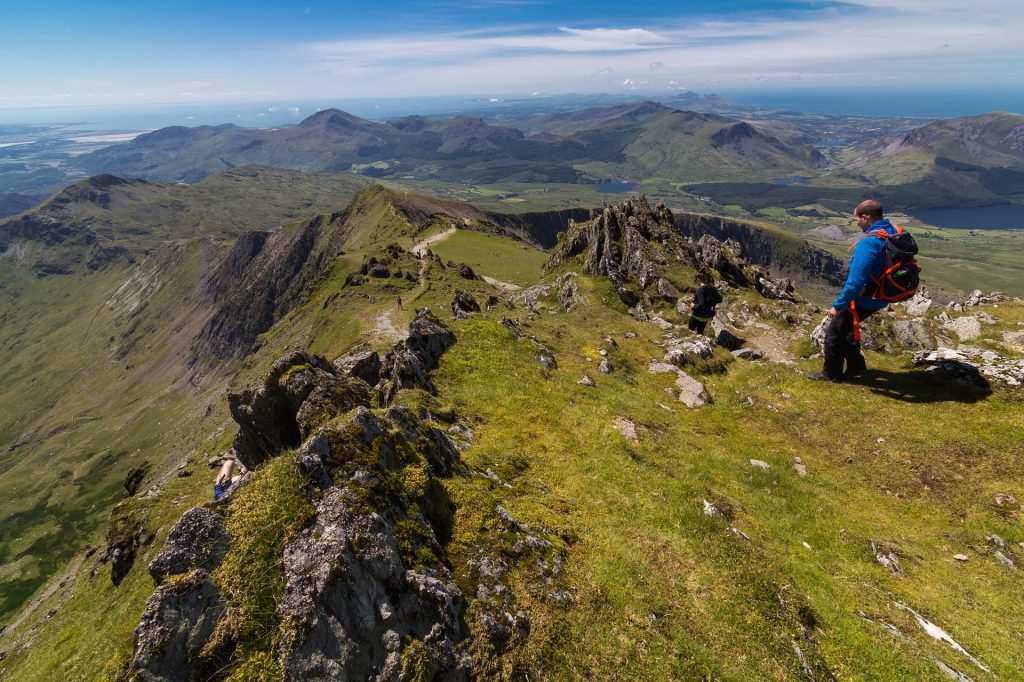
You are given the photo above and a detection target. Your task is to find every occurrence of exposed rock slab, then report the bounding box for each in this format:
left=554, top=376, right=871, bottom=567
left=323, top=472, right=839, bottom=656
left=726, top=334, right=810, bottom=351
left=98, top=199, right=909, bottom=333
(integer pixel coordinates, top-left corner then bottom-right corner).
left=675, top=372, right=711, bottom=408
left=124, top=570, right=225, bottom=682
left=278, top=487, right=469, bottom=681
left=148, top=508, right=227, bottom=584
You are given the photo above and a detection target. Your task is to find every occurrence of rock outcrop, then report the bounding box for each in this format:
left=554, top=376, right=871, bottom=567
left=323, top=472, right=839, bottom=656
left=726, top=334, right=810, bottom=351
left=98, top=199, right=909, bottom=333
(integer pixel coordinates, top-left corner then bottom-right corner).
left=229, top=352, right=374, bottom=469
left=121, top=307, right=567, bottom=680
left=123, top=570, right=225, bottom=682
left=148, top=508, right=227, bottom=585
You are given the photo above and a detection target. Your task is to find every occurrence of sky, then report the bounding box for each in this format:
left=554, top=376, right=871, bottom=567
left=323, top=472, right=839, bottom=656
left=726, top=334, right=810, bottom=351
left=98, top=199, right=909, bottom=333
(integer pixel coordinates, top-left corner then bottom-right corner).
left=2, top=0, right=1022, bottom=111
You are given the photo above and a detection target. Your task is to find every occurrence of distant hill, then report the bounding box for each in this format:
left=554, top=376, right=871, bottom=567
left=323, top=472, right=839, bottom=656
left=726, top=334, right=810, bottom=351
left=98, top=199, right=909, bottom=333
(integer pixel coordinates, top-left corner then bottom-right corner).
left=843, top=112, right=1024, bottom=206
left=77, top=106, right=829, bottom=188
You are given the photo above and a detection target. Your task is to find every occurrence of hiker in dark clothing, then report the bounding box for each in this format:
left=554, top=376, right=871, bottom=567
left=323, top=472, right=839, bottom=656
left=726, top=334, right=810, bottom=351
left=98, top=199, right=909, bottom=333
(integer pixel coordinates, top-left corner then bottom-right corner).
left=397, top=296, right=404, bottom=310
left=688, top=269, right=721, bottom=335
left=809, top=199, right=901, bottom=382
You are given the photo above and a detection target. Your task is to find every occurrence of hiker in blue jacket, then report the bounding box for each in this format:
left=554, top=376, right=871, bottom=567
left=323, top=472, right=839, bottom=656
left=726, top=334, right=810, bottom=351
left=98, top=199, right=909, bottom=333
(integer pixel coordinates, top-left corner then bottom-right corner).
left=809, top=199, right=896, bottom=382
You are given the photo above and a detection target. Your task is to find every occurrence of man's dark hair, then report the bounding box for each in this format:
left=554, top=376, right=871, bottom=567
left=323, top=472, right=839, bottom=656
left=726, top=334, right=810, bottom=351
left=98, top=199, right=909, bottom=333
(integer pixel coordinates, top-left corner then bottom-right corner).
left=854, top=199, right=884, bottom=220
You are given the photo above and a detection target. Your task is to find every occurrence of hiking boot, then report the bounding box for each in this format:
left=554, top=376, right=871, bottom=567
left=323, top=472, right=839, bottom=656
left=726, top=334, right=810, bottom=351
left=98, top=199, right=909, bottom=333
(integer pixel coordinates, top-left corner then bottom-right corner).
left=807, top=371, right=840, bottom=383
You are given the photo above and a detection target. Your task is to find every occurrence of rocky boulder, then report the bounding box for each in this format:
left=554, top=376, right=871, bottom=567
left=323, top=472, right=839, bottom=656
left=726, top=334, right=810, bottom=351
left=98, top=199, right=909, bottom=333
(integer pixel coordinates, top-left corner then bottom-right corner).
left=451, top=290, right=481, bottom=319
left=713, top=320, right=746, bottom=350
left=943, top=316, right=982, bottom=341
left=903, top=292, right=932, bottom=316
left=229, top=352, right=373, bottom=469
left=122, top=571, right=225, bottom=682
left=378, top=309, right=456, bottom=404
left=892, top=319, right=935, bottom=350
left=557, top=273, right=583, bottom=311
left=914, top=347, right=1024, bottom=387
left=278, top=487, right=470, bottom=681
left=148, top=508, right=228, bottom=585
left=675, top=372, right=712, bottom=408
left=332, top=347, right=383, bottom=386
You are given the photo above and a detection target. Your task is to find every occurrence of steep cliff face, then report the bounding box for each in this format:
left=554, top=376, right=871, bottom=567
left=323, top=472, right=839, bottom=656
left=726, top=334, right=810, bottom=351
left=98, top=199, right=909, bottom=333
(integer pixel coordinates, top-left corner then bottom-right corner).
left=192, top=215, right=336, bottom=360
left=673, top=212, right=847, bottom=286
left=491, top=208, right=592, bottom=249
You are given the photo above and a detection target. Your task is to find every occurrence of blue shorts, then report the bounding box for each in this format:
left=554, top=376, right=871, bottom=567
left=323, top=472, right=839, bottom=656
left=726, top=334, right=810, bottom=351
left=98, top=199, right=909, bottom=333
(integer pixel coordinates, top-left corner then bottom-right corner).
left=213, top=483, right=232, bottom=501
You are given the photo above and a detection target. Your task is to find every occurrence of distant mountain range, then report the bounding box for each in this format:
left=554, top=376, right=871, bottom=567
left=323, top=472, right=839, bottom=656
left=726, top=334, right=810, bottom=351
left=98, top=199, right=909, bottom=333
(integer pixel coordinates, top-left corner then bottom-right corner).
left=2, top=102, right=1023, bottom=223
left=78, top=103, right=826, bottom=187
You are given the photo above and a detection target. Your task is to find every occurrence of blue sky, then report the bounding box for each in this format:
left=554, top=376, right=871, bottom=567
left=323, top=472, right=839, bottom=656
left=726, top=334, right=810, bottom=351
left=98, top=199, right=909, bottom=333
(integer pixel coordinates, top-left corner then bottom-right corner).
left=1, top=0, right=1021, bottom=109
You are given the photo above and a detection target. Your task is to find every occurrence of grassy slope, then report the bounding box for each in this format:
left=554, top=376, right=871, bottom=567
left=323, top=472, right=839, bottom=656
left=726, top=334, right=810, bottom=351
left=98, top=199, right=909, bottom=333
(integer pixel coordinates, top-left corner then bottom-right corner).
left=424, top=262, right=1023, bottom=679
left=427, top=229, right=549, bottom=286
left=0, top=169, right=373, bottom=627
left=2, top=220, right=1022, bottom=680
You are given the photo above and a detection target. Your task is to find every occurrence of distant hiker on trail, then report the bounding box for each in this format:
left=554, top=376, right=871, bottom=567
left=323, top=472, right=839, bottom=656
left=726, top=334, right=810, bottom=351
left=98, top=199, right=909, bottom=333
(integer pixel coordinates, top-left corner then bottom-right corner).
left=688, top=269, right=722, bottom=335
left=809, top=199, right=919, bottom=382
left=213, top=457, right=247, bottom=501
left=397, top=296, right=404, bottom=310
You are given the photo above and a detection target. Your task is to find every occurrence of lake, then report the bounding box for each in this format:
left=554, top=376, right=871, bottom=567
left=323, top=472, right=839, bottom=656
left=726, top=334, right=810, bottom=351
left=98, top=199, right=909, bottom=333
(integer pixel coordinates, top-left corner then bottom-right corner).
left=593, top=181, right=636, bottom=193
left=909, top=206, right=1024, bottom=230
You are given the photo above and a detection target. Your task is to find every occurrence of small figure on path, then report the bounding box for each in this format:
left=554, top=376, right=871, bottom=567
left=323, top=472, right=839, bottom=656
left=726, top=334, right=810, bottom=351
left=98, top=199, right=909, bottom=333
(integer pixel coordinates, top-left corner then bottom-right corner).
left=688, top=269, right=722, bottom=335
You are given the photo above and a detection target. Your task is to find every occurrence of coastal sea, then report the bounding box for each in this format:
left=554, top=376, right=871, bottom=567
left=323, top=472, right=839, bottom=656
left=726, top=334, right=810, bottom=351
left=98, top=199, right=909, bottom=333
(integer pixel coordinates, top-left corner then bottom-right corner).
left=722, top=90, right=1024, bottom=119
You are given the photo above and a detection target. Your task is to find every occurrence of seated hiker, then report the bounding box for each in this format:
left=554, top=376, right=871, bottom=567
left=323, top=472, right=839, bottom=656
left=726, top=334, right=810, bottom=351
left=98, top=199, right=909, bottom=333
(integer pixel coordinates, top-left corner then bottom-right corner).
left=688, top=269, right=722, bottom=335
left=213, top=457, right=248, bottom=501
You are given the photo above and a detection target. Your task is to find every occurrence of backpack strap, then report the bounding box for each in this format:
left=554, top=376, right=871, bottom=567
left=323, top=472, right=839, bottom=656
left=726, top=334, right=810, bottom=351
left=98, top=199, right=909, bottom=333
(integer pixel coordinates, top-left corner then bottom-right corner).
left=847, top=224, right=902, bottom=253
left=850, top=300, right=861, bottom=343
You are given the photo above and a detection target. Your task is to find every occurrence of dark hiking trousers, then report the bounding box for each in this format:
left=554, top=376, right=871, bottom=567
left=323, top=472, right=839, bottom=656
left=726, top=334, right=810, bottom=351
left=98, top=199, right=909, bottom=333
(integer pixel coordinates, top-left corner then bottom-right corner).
left=822, top=306, right=877, bottom=379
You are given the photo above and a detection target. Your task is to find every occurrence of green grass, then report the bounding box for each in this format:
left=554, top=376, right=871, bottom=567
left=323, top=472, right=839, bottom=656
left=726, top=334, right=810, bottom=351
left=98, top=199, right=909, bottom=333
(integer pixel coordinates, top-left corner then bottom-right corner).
left=426, top=274, right=1023, bottom=679
left=206, top=453, right=315, bottom=680
left=3, top=189, right=1022, bottom=681
left=428, top=229, right=549, bottom=286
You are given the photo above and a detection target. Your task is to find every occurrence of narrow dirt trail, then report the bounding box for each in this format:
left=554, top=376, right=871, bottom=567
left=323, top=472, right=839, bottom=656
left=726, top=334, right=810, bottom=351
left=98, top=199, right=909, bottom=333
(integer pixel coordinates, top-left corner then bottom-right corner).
left=411, top=227, right=457, bottom=258
left=368, top=309, right=405, bottom=343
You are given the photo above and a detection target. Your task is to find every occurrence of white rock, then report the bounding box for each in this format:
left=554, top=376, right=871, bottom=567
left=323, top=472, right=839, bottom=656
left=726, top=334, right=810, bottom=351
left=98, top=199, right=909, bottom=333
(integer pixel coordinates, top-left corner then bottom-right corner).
left=650, top=315, right=674, bottom=330
left=750, top=459, right=770, bottom=470
left=703, top=499, right=723, bottom=517
left=648, top=360, right=678, bottom=374
left=953, top=554, right=969, bottom=562
left=904, top=293, right=932, bottom=316
left=943, top=316, right=981, bottom=341
left=676, top=371, right=712, bottom=408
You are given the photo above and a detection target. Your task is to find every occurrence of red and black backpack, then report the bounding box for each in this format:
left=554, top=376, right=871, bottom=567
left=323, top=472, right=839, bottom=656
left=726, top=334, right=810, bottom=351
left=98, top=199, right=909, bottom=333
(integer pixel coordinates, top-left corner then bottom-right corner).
left=851, top=225, right=921, bottom=302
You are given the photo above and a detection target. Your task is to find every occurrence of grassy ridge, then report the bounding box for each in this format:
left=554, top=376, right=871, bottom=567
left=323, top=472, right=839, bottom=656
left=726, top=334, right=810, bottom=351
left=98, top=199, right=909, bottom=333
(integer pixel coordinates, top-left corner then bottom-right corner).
left=2, top=205, right=1021, bottom=680
left=430, top=279, right=1022, bottom=678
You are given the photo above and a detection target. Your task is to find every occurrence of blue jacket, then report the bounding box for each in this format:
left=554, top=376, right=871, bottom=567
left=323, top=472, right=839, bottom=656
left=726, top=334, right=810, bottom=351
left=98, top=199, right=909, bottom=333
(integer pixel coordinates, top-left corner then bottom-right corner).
left=832, top=218, right=897, bottom=312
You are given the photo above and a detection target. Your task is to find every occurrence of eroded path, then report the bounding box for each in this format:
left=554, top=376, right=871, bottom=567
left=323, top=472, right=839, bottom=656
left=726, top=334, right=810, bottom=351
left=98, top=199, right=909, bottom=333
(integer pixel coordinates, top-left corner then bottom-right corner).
left=411, top=227, right=457, bottom=258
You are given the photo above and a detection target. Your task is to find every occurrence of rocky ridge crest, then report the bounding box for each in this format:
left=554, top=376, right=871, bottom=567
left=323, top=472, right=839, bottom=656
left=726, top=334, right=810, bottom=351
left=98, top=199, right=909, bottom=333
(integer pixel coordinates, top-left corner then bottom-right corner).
left=119, top=309, right=560, bottom=680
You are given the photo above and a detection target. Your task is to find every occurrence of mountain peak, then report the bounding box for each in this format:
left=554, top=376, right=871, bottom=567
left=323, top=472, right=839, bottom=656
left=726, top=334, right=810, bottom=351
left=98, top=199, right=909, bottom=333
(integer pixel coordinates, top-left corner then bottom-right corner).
left=298, top=108, right=372, bottom=131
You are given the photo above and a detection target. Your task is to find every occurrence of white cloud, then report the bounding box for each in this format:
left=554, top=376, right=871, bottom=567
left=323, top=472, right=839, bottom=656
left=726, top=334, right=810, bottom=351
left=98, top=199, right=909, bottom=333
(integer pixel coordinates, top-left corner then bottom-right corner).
left=288, top=106, right=301, bottom=114
left=293, top=2, right=1023, bottom=95
left=176, top=80, right=212, bottom=89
